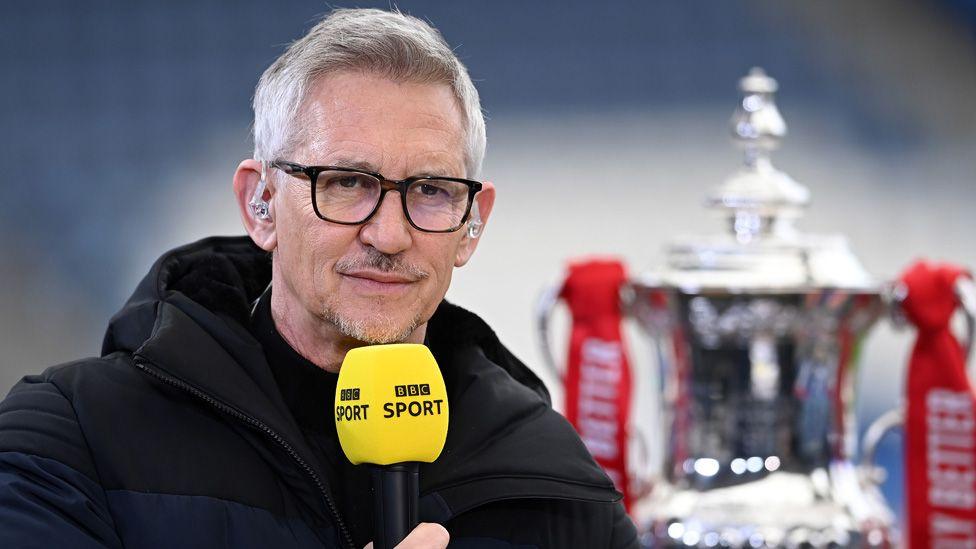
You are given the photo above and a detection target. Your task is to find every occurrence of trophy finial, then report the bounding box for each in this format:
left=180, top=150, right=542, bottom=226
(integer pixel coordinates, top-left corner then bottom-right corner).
left=731, top=67, right=787, bottom=166
left=739, top=66, right=779, bottom=93
left=706, top=68, right=810, bottom=243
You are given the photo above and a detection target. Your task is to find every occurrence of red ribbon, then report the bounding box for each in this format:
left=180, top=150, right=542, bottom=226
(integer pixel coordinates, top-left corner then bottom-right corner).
left=901, top=261, right=974, bottom=548
left=559, top=259, right=634, bottom=511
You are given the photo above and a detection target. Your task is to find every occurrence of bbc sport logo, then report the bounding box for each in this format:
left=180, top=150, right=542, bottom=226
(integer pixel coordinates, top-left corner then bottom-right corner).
left=394, top=384, right=431, bottom=398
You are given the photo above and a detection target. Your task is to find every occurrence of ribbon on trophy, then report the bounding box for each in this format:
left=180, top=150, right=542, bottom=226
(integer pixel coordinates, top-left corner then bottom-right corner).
left=901, top=261, right=975, bottom=548
left=559, top=259, right=634, bottom=511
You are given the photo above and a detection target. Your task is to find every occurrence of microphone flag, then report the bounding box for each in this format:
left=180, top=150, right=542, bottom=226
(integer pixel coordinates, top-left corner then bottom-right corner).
left=335, top=343, right=449, bottom=465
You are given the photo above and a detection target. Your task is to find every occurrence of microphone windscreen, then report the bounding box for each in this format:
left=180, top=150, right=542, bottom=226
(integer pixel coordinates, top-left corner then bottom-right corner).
left=335, top=344, right=449, bottom=465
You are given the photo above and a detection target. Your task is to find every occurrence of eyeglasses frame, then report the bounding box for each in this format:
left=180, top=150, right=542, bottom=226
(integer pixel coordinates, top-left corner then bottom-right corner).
left=268, top=160, right=483, bottom=233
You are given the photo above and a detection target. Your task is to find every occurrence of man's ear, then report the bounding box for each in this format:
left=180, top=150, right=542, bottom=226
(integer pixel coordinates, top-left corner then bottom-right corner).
left=233, top=159, right=278, bottom=252
left=455, top=181, right=496, bottom=267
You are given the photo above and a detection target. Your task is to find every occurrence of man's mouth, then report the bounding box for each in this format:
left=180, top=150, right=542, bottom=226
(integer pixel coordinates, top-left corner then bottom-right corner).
left=340, top=269, right=419, bottom=284
left=334, top=252, right=430, bottom=296
left=338, top=268, right=423, bottom=296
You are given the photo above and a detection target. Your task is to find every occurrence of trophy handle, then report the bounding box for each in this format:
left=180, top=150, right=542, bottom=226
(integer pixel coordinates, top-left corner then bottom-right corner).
left=535, top=284, right=564, bottom=384
left=860, top=276, right=976, bottom=484
left=860, top=407, right=904, bottom=485
left=628, top=423, right=656, bottom=502
left=957, top=277, right=976, bottom=362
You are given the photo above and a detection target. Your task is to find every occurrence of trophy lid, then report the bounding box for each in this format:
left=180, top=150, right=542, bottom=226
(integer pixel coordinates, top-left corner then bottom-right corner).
left=644, top=68, right=875, bottom=292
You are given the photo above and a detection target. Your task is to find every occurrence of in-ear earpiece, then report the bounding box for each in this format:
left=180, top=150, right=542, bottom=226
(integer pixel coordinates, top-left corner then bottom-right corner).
left=467, top=202, right=483, bottom=238
left=249, top=162, right=272, bottom=221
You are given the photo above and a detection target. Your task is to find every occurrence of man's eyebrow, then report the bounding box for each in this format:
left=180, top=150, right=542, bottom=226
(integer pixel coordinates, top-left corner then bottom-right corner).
left=324, top=158, right=458, bottom=179
left=326, top=158, right=381, bottom=173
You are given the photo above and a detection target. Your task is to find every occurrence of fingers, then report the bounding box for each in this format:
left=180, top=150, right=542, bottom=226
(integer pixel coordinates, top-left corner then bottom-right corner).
left=364, top=522, right=447, bottom=549
left=398, top=523, right=449, bottom=548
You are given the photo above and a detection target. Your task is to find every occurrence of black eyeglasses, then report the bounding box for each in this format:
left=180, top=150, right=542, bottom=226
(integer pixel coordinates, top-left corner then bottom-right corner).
left=269, top=160, right=482, bottom=233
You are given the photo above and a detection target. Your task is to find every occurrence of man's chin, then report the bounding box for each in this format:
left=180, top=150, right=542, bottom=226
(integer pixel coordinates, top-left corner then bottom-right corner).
left=327, top=310, right=419, bottom=345
left=347, top=327, right=410, bottom=345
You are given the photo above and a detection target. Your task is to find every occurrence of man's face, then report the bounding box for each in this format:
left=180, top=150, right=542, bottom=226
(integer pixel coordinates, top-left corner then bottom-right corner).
left=266, top=71, right=486, bottom=344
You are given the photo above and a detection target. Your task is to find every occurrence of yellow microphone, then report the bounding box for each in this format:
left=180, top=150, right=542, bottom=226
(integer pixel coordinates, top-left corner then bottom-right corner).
left=335, top=344, right=449, bottom=549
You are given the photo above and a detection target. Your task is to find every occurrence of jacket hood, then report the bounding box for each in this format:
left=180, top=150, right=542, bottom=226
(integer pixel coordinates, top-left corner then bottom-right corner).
left=102, top=236, right=272, bottom=357
left=100, top=236, right=620, bottom=522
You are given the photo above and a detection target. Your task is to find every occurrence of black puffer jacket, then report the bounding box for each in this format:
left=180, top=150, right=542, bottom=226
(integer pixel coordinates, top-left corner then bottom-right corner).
left=0, top=236, right=638, bottom=548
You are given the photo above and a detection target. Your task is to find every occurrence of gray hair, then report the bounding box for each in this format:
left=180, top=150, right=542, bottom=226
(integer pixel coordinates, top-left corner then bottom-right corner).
left=252, top=8, right=486, bottom=178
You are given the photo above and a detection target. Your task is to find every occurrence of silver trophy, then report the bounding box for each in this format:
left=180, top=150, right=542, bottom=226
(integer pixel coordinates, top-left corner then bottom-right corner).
left=538, top=68, right=976, bottom=548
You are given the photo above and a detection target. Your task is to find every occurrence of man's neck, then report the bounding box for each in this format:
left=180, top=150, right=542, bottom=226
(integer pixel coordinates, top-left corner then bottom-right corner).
left=268, top=282, right=427, bottom=373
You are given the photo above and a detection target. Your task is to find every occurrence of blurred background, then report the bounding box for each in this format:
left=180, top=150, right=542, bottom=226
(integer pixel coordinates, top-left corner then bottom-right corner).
left=2, top=0, right=974, bottom=529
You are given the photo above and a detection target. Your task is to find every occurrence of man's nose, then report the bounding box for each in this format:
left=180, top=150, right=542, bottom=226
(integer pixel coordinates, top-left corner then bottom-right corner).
left=359, top=191, right=413, bottom=254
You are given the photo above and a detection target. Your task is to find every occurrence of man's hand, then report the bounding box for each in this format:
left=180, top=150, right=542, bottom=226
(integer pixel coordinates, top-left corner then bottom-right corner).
left=363, top=522, right=450, bottom=549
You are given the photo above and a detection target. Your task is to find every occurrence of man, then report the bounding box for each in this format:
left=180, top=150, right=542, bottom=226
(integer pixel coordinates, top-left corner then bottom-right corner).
left=0, top=8, right=637, bottom=548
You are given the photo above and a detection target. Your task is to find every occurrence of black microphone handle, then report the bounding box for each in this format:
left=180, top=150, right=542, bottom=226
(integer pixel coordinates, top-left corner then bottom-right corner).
left=371, top=462, right=420, bottom=549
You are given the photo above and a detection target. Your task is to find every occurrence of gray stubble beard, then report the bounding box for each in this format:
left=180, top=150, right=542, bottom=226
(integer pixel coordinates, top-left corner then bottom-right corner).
left=323, top=302, right=422, bottom=345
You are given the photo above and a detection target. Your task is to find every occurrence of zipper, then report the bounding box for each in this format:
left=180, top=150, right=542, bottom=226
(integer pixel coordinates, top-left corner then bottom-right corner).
left=134, top=358, right=356, bottom=549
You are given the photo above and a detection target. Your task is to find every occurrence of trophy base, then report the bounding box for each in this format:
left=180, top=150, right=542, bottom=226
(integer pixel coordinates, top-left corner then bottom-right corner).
left=633, top=466, right=896, bottom=548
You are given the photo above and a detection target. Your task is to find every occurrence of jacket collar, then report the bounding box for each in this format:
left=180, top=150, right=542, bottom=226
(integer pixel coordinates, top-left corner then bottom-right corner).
left=104, top=236, right=301, bottom=446
left=105, top=237, right=336, bottom=523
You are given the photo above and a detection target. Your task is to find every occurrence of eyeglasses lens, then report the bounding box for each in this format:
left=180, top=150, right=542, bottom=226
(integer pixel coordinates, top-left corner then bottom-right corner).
left=315, top=171, right=382, bottom=223
left=404, top=179, right=470, bottom=231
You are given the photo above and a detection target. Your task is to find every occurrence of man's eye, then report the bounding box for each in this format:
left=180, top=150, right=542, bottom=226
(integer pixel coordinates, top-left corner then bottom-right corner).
left=419, top=183, right=443, bottom=197
left=336, top=176, right=361, bottom=188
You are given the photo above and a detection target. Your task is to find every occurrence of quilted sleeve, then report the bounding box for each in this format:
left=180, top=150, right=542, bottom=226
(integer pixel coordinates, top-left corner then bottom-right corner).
left=0, top=376, right=123, bottom=548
